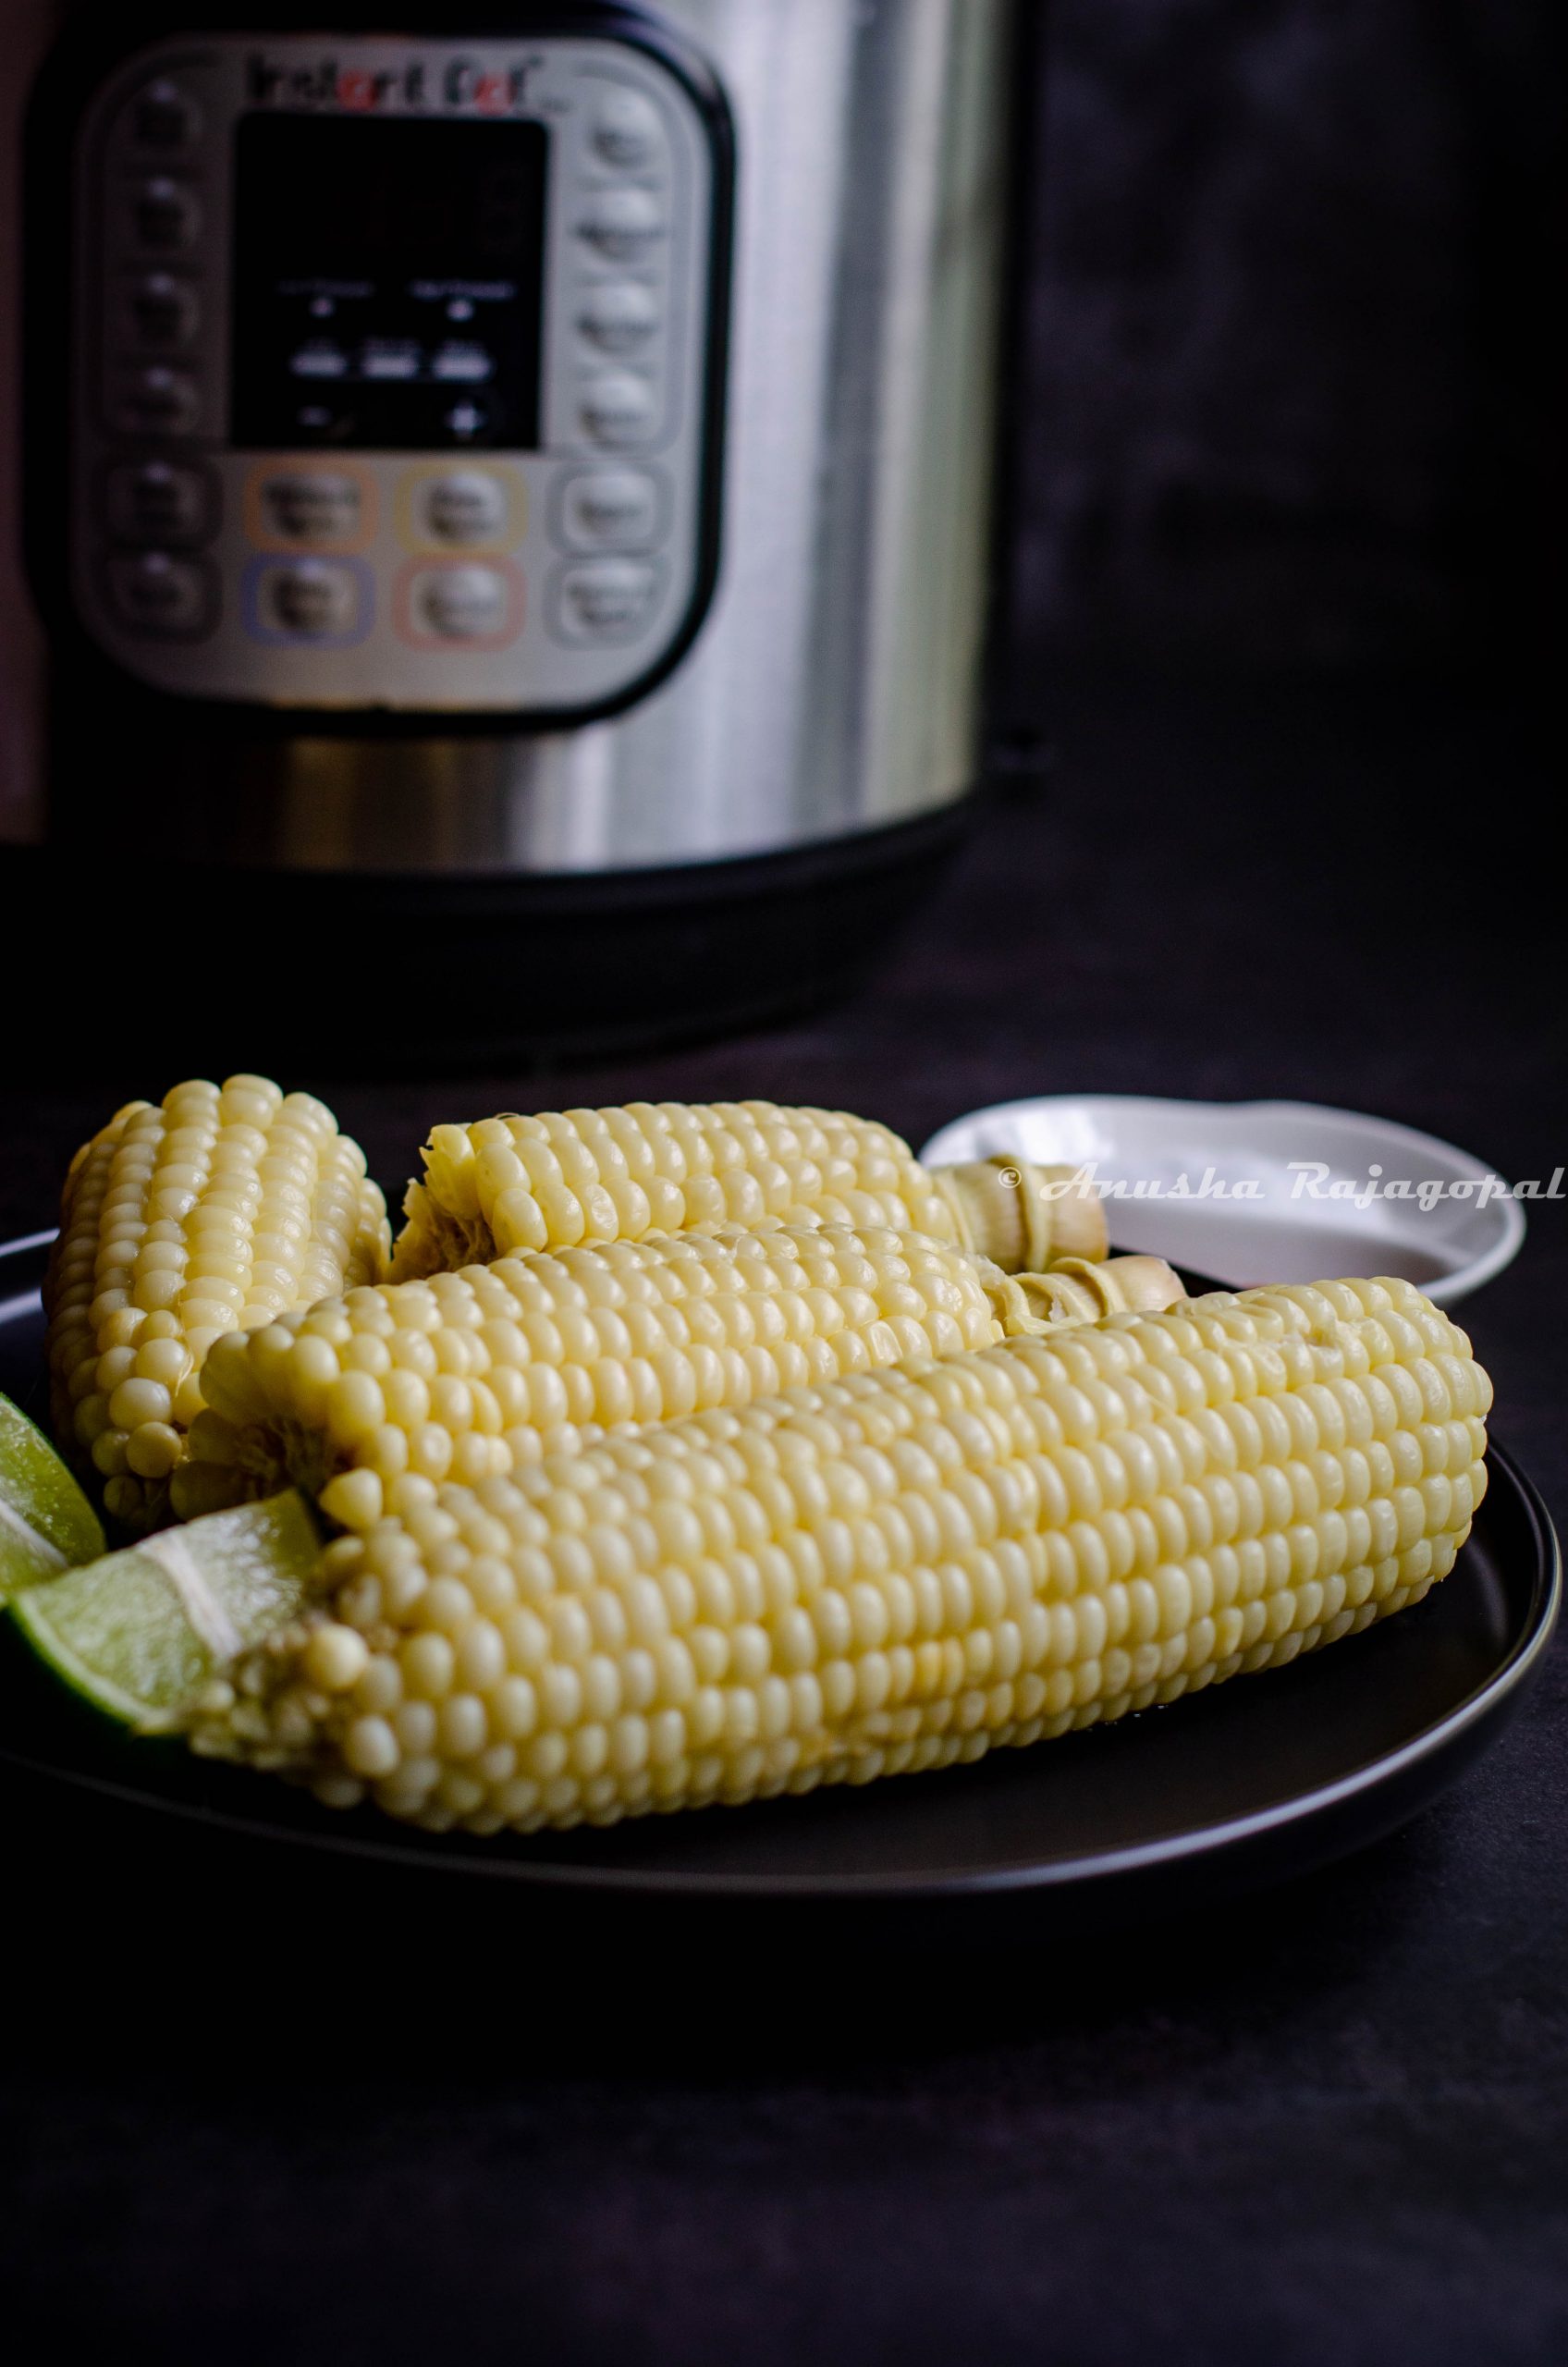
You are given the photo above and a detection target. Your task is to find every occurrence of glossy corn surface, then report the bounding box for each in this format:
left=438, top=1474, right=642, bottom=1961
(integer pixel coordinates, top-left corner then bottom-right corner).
left=181, top=1224, right=1034, bottom=1528
left=390, top=1101, right=1106, bottom=1278
left=186, top=1276, right=1489, bottom=1834
left=44, top=1076, right=389, bottom=1533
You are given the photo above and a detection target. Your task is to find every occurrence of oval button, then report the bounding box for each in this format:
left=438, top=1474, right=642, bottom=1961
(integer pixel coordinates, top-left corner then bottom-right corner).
left=413, top=564, right=511, bottom=640
left=124, top=273, right=199, bottom=347
left=551, top=557, right=660, bottom=643
left=131, top=80, right=202, bottom=151
left=557, top=469, right=662, bottom=551
left=133, top=178, right=202, bottom=251
left=576, top=279, right=658, bottom=356
left=580, top=372, right=656, bottom=448
left=104, top=460, right=214, bottom=546
left=105, top=551, right=213, bottom=637
left=576, top=186, right=664, bottom=264
left=110, top=366, right=201, bottom=436
left=592, top=89, right=663, bottom=170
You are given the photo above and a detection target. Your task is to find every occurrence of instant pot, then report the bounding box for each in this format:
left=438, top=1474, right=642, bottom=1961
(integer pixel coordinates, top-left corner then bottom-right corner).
left=14, top=1, right=1022, bottom=1060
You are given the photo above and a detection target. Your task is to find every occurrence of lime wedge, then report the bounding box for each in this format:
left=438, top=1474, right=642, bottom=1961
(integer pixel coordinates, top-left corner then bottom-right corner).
left=0, top=1390, right=104, bottom=1593
left=10, top=1490, right=321, bottom=1727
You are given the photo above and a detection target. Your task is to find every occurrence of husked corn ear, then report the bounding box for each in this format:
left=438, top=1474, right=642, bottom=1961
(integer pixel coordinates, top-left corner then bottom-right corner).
left=44, top=1075, right=390, bottom=1534
left=181, top=1224, right=1035, bottom=1529
left=186, top=1276, right=1489, bottom=1835
left=1012, top=1255, right=1186, bottom=1326
left=390, top=1101, right=1105, bottom=1279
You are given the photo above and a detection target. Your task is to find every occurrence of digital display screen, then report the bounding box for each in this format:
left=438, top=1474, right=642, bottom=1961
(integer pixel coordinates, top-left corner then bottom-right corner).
left=230, top=115, right=548, bottom=450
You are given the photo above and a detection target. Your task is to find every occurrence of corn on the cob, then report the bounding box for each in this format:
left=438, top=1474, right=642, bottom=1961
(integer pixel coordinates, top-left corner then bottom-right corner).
left=179, top=1230, right=1178, bottom=1531
left=389, top=1102, right=1106, bottom=1279
left=185, top=1275, right=1489, bottom=1834
left=44, top=1076, right=389, bottom=1533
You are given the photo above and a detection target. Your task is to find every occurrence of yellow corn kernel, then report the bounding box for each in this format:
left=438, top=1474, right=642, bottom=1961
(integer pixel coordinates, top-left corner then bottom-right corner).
left=185, top=1275, right=1490, bottom=1834
left=44, top=1074, right=390, bottom=1533
left=178, top=1224, right=1036, bottom=1523
left=389, top=1102, right=1106, bottom=1279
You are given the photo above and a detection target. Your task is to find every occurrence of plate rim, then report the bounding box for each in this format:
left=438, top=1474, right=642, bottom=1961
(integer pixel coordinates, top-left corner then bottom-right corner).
left=0, top=1230, right=1556, bottom=1903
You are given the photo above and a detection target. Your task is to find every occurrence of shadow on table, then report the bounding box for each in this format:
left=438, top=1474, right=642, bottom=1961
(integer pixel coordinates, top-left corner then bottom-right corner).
left=0, top=1754, right=1443, bottom=2093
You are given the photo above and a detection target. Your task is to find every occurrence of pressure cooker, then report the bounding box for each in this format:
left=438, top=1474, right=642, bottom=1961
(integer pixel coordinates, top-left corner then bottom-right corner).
left=15, top=0, right=1021, bottom=1058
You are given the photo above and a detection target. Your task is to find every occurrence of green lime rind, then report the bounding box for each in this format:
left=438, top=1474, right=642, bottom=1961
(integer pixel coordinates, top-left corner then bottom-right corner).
left=10, top=1490, right=321, bottom=1729
left=0, top=1390, right=105, bottom=1594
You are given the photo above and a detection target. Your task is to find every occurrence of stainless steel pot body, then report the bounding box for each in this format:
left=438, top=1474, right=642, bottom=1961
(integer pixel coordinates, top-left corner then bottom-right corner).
left=27, top=0, right=1015, bottom=879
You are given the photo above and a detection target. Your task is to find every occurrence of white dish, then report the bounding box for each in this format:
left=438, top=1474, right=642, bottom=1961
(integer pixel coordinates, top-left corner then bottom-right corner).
left=920, top=1097, right=1528, bottom=1305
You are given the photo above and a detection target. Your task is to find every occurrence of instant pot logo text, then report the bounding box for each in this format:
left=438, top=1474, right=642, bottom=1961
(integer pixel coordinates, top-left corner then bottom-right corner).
left=245, top=55, right=539, bottom=114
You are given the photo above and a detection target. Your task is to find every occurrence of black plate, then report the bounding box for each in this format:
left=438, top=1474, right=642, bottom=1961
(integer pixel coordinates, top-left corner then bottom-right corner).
left=0, top=1232, right=1557, bottom=1934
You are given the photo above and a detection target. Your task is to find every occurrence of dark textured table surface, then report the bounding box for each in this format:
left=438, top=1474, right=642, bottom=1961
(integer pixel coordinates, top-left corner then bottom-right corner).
left=1, top=682, right=1562, bottom=2365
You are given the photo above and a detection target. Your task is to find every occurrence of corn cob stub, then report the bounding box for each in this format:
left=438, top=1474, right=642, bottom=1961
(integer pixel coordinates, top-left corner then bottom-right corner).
left=1012, top=1254, right=1186, bottom=1328
left=178, top=1223, right=1069, bottom=1530
left=389, top=1102, right=1107, bottom=1280
left=44, top=1076, right=390, bottom=1533
left=185, top=1275, right=1490, bottom=1835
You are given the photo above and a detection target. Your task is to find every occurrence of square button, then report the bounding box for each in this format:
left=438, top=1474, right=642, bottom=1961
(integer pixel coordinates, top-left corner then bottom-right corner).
left=548, top=557, right=663, bottom=644
left=395, top=558, right=524, bottom=650
left=243, top=556, right=372, bottom=646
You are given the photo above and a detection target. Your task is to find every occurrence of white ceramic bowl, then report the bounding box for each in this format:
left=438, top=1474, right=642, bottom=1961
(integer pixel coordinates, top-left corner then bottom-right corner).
left=920, top=1096, right=1527, bottom=1305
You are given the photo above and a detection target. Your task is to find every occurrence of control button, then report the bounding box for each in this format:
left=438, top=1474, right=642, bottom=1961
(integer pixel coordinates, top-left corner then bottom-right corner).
left=244, top=557, right=370, bottom=644
left=104, top=459, right=214, bottom=546
left=131, top=80, right=202, bottom=151
left=105, top=551, right=213, bottom=637
left=576, top=186, right=665, bottom=264
left=443, top=399, right=491, bottom=440
left=421, top=471, right=508, bottom=546
left=576, top=278, right=658, bottom=356
left=412, top=564, right=511, bottom=641
left=123, top=273, right=199, bottom=348
left=591, top=88, right=664, bottom=170
left=133, top=178, right=202, bottom=251
left=109, top=365, right=201, bottom=436
left=396, top=465, right=523, bottom=554
left=362, top=340, right=421, bottom=382
left=290, top=341, right=349, bottom=381
left=431, top=343, right=492, bottom=385
left=551, top=557, right=661, bottom=642
left=395, top=558, right=523, bottom=648
left=262, top=560, right=361, bottom=637
left=579, top=371, right=657, bottom=448
left=557, top=469, right=663, bottom=551
left=260, top=472, right=363, bottom=545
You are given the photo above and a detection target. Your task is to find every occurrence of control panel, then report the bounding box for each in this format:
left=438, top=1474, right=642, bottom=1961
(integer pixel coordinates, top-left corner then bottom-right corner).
left=65, top=26, right=729, bottom=717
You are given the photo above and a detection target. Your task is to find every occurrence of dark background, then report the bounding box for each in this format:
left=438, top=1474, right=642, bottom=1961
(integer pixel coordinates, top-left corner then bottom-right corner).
left=994, top=0, right=1559, bottom=706
left=2, top=4, right=1565, bottom=2362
